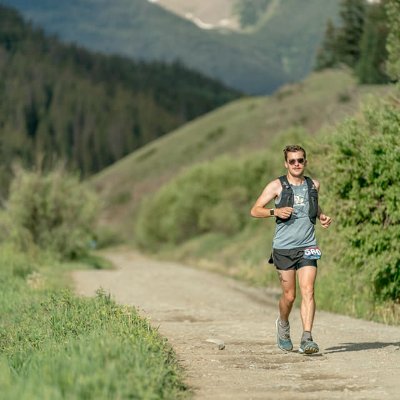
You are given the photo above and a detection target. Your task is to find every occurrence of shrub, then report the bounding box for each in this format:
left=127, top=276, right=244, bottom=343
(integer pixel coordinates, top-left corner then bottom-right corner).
left=135, top=156, right=270, bottom=248
left=6, top=167, right=99, bottom=260
left=321, top=100, right=400, bottom=302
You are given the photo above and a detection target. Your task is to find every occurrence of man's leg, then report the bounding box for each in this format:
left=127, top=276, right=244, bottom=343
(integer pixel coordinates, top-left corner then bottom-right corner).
left=278, top=269, right=296, bottom=321
left=297, top=266, right=319, bottom=354
left=275, top=269, right=296, bottom=351
left=297, top=266, right=317, bottom=331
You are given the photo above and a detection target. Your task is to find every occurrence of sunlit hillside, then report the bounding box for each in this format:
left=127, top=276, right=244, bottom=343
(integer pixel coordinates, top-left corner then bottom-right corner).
left=91, top=69, right=391, bottom=236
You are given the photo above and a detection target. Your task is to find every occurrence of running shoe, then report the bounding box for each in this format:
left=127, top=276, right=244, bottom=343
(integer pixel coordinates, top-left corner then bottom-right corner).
left=298, top=338, right=319, bottom=354
left=275, top=318, right=293, bottom=351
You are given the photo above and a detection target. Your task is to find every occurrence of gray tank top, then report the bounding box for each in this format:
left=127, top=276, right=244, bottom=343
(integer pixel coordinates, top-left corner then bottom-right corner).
left=272, top=180, right=317, bottom=250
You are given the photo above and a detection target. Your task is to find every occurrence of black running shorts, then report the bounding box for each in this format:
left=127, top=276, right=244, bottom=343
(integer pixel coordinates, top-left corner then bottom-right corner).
left=270, top=247, right=318, bottom=270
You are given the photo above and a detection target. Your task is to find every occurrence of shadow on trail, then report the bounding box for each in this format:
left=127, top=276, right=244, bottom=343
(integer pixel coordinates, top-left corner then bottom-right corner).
left=325, top=342, right=400, bottom=353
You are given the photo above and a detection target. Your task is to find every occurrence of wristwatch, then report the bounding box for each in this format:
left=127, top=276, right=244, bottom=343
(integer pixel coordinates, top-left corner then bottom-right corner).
left=270, top=209, right=275, bottom=216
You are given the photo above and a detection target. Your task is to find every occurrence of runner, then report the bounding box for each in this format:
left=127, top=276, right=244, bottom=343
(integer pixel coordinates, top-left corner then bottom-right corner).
left=250, top=145, right=332, bottom=354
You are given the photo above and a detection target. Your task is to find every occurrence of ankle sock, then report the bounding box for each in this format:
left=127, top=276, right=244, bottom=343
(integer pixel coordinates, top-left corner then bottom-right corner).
left=279, top=319, right=289, bottom=328
left=301, top=331, right=312, bottom=342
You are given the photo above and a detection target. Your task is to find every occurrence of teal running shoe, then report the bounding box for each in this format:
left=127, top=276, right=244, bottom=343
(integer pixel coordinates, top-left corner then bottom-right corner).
left=275, top=318, right=293, bottom=351
left=299, top=338, right=319, bottom=355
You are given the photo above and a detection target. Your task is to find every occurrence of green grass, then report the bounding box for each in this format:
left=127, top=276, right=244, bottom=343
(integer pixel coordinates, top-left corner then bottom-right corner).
left=0, top=244, right=187, bottom=399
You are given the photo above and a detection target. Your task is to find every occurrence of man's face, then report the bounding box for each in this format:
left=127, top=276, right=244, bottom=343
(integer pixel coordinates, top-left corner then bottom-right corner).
left=284, top=151, right=307, bottom=177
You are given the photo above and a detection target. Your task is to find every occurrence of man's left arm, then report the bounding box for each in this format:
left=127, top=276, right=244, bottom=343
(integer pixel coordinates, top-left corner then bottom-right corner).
left=313, top=179, right=332, bottom=229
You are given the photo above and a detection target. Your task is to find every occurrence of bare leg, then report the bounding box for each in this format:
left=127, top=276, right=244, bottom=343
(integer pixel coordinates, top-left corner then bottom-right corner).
left=297, top=266, right=317, bottom=332
left=277, top=269, right=296, bottom=321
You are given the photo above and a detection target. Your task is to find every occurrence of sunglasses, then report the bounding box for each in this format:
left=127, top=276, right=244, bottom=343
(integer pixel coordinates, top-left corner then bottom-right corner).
left=288, top=158, right=305, bottom=165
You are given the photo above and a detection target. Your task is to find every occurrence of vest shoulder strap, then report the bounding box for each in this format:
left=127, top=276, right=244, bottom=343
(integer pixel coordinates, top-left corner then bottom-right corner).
left=278, top=175, right=291, bottom=190
left=304, top=176, right=316, bottom=190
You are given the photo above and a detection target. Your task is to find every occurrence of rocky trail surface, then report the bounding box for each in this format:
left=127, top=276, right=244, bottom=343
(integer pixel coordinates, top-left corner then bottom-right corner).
left=73, top=250, right=400, bottom=399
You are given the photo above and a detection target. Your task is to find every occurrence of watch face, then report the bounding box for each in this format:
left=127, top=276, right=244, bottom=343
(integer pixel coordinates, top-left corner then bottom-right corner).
left=270, top=209, right=274, bottom=216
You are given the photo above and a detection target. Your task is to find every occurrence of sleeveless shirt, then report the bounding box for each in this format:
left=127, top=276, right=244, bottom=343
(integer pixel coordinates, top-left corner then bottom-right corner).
left=272, top=180, right=317, bottom=250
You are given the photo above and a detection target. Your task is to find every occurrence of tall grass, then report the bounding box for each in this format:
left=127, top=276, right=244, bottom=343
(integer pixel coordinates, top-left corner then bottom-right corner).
left=0, top=244, right=187, bottom=399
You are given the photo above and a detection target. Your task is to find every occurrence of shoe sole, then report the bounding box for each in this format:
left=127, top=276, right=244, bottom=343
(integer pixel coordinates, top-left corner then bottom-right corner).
left=299, top=345, right=319, bottom=355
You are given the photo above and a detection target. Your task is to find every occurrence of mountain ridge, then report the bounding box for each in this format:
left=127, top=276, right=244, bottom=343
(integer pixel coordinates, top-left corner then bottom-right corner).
left=2, top=0, right=340, bottom=93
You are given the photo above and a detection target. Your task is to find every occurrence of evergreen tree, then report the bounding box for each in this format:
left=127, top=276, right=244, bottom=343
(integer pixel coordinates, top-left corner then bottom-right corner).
left=356, top=1, right=390, bottom=84
left=315, top=19, right=338, bottom=70
left=386, top=0, right=400, bottom=80
left=335, top=0, right=366, bottom=67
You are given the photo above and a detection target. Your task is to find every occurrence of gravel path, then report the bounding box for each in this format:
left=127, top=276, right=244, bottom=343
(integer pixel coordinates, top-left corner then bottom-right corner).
left=73, top=250, right=400, bottom=399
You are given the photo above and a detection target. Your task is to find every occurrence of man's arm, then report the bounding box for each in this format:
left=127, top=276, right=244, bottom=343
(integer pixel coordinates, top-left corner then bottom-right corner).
left=313, top=179, right=332, bottom=228
left=250, top=179, right=293, bottom=220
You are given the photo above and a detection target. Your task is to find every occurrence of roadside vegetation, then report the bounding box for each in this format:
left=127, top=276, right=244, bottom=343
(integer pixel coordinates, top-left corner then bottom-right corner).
left=135, top=90, right=400, bottom=325
left=0, top=168, right=187, bottom=399
left=132, top=0, right=400, bottom=324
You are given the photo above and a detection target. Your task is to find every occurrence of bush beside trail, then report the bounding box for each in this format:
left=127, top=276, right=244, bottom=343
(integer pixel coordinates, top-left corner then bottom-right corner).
left=5, top=167, right=99, bottom=259
left=135, top=148, right=285, bottom=250
left=314, top=97, right=400, bottom=318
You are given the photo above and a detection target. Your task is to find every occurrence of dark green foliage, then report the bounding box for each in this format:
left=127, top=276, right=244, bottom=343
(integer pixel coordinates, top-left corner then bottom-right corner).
left=0, top=4, right=240, bottom=195
left=6, top=167, right=99, bottom=259
left=356, top=2, right=390, bottom=84
left=386, top=0, right=400, bottom=80
left=322, top=101, right=400, bottom=302
left=315, top=19, right=338, bottom=70
left=336, top=0, right=366, bottom=67
left=234, top=0, right=272, bottom=28
left=315, top=0, right=391, bottom=84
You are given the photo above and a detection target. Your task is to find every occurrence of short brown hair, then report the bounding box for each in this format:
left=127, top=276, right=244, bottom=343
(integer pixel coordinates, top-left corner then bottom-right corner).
left=283, top=145, right=306, bottom=161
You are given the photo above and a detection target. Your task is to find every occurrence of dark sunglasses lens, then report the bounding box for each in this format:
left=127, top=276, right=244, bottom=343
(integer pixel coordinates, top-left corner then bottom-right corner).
left=288, top=158, right=305, bottom=165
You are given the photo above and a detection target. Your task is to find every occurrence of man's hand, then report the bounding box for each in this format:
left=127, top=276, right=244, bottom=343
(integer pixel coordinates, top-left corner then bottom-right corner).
left=319, top=213, right=332, bottom=228
left=275, top=207, right=294, bottom=219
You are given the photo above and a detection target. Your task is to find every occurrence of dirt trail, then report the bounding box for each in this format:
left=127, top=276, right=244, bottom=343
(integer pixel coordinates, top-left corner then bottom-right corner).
left=73, top=250, right=400, bottom=400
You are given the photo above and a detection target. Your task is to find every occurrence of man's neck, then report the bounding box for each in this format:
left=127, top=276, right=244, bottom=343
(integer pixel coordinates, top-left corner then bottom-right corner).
left=287, top=173, right=304, bottom=186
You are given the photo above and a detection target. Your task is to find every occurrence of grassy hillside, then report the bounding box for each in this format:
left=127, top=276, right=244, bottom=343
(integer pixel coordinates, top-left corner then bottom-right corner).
left=2, top=0, right=340, bottom=93
left=92, top=69, right=391, bottom=237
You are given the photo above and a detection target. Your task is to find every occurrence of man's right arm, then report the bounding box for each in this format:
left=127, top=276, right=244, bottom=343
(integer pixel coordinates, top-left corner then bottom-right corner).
left=250, top=179, right=294, bottom=219
left=250, top=179, right=279, bottom=218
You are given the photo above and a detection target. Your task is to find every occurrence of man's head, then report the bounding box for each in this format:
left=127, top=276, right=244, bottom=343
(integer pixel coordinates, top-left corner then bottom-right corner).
left=283, top=145, right=307, bottom=177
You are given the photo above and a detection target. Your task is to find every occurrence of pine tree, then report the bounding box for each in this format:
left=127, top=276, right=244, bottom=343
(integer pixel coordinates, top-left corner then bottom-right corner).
left=356, top=1, right=390, bottom=83
left=386, top=0, right=400, bottom=80
left=335, top=0, right=366, bottom=67
left=315, top=19, right=338, bottom=70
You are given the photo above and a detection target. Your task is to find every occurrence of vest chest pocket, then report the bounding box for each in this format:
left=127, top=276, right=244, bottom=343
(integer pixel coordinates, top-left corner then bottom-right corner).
left=309, top=188, right=318, bottom=221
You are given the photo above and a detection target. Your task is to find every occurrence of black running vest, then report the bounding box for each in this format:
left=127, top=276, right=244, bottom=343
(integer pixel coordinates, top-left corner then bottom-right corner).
left=275, top=175, right=318, bottom=225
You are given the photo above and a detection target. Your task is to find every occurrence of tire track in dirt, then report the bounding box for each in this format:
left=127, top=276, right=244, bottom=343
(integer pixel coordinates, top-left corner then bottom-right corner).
left=73, top=250, right=400, bottom=399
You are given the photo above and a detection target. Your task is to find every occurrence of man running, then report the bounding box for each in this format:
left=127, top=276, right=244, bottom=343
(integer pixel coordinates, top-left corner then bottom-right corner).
left=250, top=145, right=332, bottom=354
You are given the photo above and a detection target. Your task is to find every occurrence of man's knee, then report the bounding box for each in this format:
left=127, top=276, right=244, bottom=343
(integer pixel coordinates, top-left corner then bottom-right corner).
left=301, top=285, right=315, bottom=300
left=283, top=291, right=296, bottom=304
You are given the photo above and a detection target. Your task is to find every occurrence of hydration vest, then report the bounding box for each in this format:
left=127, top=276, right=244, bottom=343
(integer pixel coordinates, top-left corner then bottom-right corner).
left=275, top=175, right=318, bottom=225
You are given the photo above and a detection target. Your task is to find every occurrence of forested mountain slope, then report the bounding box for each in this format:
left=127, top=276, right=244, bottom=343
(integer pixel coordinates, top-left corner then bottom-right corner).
left=0, top=5, right=239, bottom=194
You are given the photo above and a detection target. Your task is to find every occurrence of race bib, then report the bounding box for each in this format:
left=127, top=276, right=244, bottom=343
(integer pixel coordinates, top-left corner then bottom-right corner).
left=303, top=247, right=322, bottom=260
